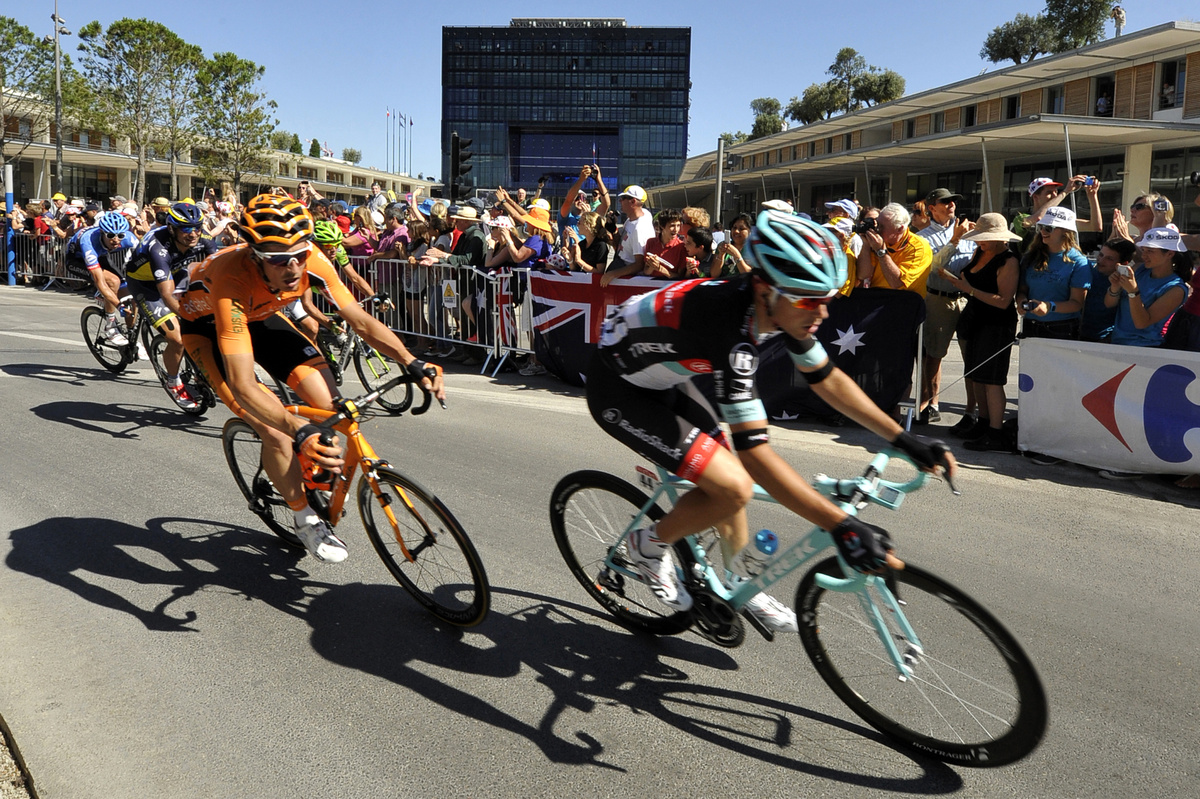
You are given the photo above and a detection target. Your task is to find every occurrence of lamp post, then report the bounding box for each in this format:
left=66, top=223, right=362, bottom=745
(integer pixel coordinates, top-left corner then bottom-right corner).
left=43, top=1, right=71, bottom=196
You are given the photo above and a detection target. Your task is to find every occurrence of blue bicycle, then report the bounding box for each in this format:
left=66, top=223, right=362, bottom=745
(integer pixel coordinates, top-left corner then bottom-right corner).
left=549, top=450, right=1047, bottom=767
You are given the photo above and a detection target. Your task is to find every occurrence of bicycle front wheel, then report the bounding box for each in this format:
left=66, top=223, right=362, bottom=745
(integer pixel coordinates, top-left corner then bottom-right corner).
left=80, top=306, right=131, bottom=374
left=796, top=557, right=1047, bottom=767
left=353, top=345, right=412, bottom=414
left=549, top=470, right=692, bottom=636
left=221, top=418, right=304, bottom=548
left=358, top=467, right=489, bottom=626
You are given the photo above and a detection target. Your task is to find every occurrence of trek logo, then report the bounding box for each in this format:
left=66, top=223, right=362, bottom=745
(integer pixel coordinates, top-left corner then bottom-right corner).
left=602, top=408, right=622, bottom=425
left=630, top=341, right=676, bottom=357
left=729, top=343, right=759, bottom=376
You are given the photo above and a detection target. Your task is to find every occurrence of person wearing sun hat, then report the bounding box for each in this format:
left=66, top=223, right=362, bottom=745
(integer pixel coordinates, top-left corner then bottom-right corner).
left=1104, top=227, right=1188, bottom=348
left=1016, top=205, right=1091, bottom=341
left=934, top=213, right=1021, bottom=452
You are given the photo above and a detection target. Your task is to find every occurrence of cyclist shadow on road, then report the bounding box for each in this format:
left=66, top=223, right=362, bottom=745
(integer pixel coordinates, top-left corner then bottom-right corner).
left=5, top=516, right=327, bottom=632
left=1, top=361, right=153, bottom=388
left=29, top=400, right=223, bottom=439
left=304, top=584, right=961, bottom=790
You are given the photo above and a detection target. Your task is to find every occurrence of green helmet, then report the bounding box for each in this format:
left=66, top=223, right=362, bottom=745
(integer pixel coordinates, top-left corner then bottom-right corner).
left=313, top=219, right=344, bottom=247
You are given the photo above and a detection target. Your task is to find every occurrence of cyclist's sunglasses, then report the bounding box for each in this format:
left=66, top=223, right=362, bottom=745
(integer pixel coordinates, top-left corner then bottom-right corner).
left=253, top=245, right=311, bottom=266
left=773, top=287, right=834, bottom=310
left=102, top=232, right=123, bottom=241
left=175, top=225, right=202, bottom=234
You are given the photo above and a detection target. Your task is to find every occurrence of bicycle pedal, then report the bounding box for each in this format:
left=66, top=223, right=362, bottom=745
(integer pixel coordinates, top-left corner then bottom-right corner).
left=740, top=607, right=776, bottom=643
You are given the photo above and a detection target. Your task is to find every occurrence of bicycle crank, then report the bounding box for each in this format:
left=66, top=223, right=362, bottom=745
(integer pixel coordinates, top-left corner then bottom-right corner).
left=690, top=590, right=745, bottom=648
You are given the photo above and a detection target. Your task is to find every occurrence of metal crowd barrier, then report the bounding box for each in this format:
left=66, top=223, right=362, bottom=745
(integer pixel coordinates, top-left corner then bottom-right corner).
left=351, top=256, right=538, bottom=374
left=3, top=229, right=94, bottom=290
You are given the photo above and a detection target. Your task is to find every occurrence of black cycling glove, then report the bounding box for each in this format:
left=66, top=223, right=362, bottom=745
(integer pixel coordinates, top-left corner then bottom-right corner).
left=406, top=359, right=440, bottom=380
left=891, top=430, right=950, bottom=472
left=830, top=516, right=894, bottom=573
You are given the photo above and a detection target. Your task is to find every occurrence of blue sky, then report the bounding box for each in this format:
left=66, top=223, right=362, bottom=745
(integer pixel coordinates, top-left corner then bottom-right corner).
left=10, top=1, right=1197, bottom=183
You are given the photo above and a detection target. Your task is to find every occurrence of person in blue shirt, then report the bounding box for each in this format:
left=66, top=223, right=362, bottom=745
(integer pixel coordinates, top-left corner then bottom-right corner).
left=1017, top=205, right=1090, bottom=340
left=1080, top=239, right=1137, bottom=342
left=1104, top=227, right=1189, bottom=347
left=67, top=212, right=139, bottom=345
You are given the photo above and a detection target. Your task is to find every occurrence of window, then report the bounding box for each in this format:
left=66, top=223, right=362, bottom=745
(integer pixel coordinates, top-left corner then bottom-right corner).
left=843, top=133, right=853, bottom=150
left=1160, top=59, right=1186, bottom=110
left=904, top=119, right=915, bottom=139
left=1045, top=86, right=1065, bottom=115
left=825, top=137, right=834, bottom=153
left=932, top=112, right=945, bottom=133
left=1004, top=95, right=1021, bottom=119
left=352, top=175, right=367, bottom=188
left=297, top=166, right=318, bottom=180
left=963, top=105, right=977, bottom=127
left=1093, top=75, right=1115, bottom=116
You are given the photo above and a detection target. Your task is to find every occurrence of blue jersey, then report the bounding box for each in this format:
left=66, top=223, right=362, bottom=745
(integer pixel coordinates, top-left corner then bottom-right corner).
left=68, top=226, right=137, bottom=269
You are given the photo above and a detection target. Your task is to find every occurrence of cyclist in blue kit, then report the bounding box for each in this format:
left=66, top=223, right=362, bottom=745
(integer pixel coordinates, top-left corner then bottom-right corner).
left=586, top=210, right=957, bottom=632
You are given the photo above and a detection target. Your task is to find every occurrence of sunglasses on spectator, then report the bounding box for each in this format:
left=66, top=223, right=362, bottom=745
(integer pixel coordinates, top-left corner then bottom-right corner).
left=937, top=199, right=956, bottom=205
left=1036, top=224, right=1058, bottom=234
left=253, top=245, right=311, bottom=265
left=1130, top=202, right=1149, bottom=212
left=773, top=287, right=833, bottom=310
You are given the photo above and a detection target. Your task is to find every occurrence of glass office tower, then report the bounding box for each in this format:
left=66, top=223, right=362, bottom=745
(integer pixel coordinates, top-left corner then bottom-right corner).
left=442, top=19, right=690, bottom=202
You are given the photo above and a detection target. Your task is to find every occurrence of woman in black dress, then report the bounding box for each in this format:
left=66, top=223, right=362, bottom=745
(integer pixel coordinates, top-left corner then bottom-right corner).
left=939, top=213, right=1021, bottom=452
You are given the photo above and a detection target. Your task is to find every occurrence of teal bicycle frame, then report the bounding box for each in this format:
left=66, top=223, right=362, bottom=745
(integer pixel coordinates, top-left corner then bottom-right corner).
left=612, top=449, right=931, bottom=678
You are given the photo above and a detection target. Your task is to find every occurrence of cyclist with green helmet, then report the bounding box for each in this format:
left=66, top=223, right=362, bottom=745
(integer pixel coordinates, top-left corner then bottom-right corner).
left=586, top=210, right=958, bottom=629
left=288, top=220, right=393, bottom=340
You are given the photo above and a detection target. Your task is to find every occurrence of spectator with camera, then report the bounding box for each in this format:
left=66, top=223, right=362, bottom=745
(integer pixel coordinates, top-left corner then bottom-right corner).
left=711, top=212, right=753, bottom=277
left=560, top=165, right=610, bottom=238
left=1113, top=193, right=1173, bottom=245
left=563, top=211, right=614, bottom=273
left=1080, top=239, right=1138, bottom=342
left=1104, top=227, right=1189, bottom=347
left=1017, top=206, right=1090, bottom=340
left=1013, top=177, right=1102, bottom=253
left=858, top=203, right=932, bottom=295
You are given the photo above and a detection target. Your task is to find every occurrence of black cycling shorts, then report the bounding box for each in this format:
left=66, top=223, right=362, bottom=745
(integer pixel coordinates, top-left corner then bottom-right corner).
left=585, top=352, right=729, bottom=482
left=181, top=312, right=324, bottom=389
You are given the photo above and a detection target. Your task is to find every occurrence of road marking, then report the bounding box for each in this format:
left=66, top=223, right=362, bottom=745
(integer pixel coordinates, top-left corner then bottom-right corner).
left=0, top=330, right=85, bottom=347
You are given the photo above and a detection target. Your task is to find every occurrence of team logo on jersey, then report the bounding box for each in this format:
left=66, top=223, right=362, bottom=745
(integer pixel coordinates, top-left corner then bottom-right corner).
left=602, top=408, right=622, bottom=425
left=729, top=343, right=759, bottom=376
left=303, top=346, right=319, bottom=358
left=680, top=359, right=712, bottom=373
left=729, top=377, right=756, bottom=402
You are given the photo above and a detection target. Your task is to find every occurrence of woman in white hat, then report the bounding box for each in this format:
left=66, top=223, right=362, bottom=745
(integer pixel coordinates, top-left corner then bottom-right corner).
left=1017, top=205, right=1090, bottom=340
left=1104, top=227, right=1189, bottom=348
left=938, top=213, right=1021, bottom=452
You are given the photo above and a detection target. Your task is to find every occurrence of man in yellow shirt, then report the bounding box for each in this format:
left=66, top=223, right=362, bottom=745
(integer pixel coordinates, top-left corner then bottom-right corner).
left=857, top=203, right=932, bottom=296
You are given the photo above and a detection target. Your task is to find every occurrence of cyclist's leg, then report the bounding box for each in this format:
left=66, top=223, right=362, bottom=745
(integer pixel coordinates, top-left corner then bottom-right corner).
left=135, top=290, right=185, bottom=375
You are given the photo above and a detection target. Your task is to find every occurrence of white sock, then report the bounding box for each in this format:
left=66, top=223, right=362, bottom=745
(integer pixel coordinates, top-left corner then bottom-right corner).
left=634, top=524, right=666, bottom=555
left=293, top=505, right=319, bottom=528
left=166, top=375, right=182, bottom=388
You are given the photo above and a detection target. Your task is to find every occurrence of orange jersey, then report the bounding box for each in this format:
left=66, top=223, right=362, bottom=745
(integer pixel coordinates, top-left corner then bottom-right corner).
left=180, top=243, right=357, bottom=355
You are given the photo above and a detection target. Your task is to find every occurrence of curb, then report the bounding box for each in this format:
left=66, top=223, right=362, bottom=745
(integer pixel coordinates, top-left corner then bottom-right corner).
left=0, top=713, right=35, bottom=799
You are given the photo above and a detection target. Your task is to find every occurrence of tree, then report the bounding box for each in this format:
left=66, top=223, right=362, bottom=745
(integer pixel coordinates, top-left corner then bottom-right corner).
left=156, top=35, right=203, bottom=200
left=981, top=13, right=1056, bottom=64
left=1044, top=0, right=1112, bottom=51
left=195, top=52, right=277, bottom=198
left=341, top=147, right=361, bottom=164
left=288, top=133, right=302, bottom=154
left=719, top=131, right=749, bottom=147
left=0, top=17, right=57, bottom=185
left=748, top=97, right=784, bottom=140
left=77, top=18, right=177, bottom=204
left=308, top=137, right=321, bottom=157
left=786, top=81, right=846, bottom=125
left=828, top=48, right=868, bottom=114
left=269, top=129, right=294, bottom=151
left=854, top=69, right=906, bottom=107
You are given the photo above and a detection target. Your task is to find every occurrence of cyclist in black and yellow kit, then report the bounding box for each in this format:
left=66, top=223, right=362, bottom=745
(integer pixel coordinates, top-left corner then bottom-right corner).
left=587, top=210, right=957, bottom=631
left=125, top=201, right=220, bottom=409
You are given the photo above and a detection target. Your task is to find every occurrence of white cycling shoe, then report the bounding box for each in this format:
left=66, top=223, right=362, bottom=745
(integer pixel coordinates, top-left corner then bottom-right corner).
left=104, top=322, right=129, bottom=347
left=745, top=592, right=798, bottom=633
left=626, top=528, right=692, bottom=611
left=294, top=513, right=348, bottom=563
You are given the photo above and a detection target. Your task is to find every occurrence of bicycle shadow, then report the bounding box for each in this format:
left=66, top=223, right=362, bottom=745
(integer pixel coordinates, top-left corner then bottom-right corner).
left=304, top=584, right=962, bottom=790
left=1, top=361, right=154, bottom=388
left=29, top=400, right=223, bottom=439
left=5, top=516, right=323, bottom=631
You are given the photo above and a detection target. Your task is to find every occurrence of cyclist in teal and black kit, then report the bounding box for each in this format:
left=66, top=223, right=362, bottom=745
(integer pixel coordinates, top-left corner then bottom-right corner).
left=124, top=201, right=220, bottom=409
left=587, top=210, right=958, bottom=631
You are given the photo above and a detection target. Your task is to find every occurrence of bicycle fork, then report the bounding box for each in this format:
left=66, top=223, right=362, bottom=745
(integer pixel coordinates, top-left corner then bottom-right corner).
left=361, top=460, right=437, bottom=564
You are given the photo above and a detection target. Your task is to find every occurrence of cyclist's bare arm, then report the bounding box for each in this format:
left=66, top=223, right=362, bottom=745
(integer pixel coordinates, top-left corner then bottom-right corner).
left=339, top=261, right=377, bottom=300
left=156, top=277, right=182, bottom=316
left=89, top=267, right=122, bottom=309
left=299, top=291, right=334, bottom=330
left=337, top=301, right=445, bottom=402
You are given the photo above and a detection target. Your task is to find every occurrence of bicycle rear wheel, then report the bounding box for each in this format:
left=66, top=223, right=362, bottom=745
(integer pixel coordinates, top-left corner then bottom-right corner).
left=549, top=470, right=692, bottom=636
left=80, top=306, right=132, bottom=374
left=796, top=557, right=1047, bottom=767
left=148, top=334, right=208, bottom=416
left=353, top=344, right=412, bottom=414
left=221, top=418, right=304, bottom=548
left=358, top=466, right=489, bottom=626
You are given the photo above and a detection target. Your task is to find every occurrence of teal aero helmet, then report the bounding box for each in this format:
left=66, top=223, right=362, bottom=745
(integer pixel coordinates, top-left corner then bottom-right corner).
left=745, top=210, right=847, bottom=297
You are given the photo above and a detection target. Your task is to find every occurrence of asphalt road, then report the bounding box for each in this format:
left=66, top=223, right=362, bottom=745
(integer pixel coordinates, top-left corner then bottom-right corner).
left=1, top=284, right=1198, bottom=798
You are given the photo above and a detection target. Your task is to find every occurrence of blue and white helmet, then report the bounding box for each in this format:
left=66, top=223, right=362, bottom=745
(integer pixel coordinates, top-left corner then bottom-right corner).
left=745, top=210, right=846, bottom=297
left=97, top=211, right=130, bottom=236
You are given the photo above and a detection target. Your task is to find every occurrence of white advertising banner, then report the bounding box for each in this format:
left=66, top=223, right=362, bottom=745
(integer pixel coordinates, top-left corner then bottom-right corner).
left=1017, top=338, right=1200, bottom=474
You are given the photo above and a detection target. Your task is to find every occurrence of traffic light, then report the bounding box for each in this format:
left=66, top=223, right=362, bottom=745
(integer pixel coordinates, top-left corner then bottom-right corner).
left=450, top=131, right=473, bottom=201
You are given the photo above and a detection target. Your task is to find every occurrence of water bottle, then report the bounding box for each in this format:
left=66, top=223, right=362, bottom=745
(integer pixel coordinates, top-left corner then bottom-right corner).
left=741, top=529, right=779, bottom=577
